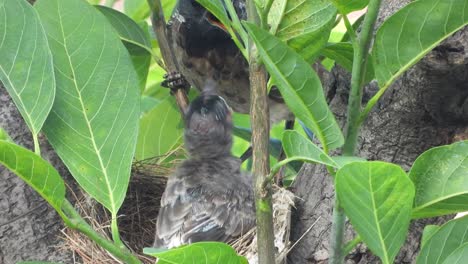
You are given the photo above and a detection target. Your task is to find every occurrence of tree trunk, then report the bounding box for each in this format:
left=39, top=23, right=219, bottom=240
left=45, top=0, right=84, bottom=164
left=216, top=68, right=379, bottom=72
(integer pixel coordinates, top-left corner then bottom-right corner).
left=0, top=88, right=74, bottom=263
left=289, top=1, right=468, bottom=263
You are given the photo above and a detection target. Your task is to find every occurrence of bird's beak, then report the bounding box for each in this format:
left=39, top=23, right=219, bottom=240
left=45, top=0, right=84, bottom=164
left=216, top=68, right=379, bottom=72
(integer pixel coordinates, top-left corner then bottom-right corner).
left=204, top=12, right=228, bottom=33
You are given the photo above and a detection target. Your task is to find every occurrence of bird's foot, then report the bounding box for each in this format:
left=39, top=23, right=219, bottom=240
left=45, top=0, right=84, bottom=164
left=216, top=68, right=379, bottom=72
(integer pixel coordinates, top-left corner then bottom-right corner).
left=162, top=71, right=190, bottom=95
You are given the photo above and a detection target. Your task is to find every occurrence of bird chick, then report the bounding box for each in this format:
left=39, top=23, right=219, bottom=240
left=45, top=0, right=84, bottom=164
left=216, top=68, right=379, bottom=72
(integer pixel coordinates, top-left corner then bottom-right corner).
left=167, top=0, right=290, bottom=122
left=153, top=92, right=255, bottom=248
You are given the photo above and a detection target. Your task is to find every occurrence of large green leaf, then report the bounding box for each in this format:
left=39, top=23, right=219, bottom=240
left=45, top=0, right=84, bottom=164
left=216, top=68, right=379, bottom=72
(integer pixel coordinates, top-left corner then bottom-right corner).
left=95, top=6, right=152, bottom=92
left=144, top=242, right=248, bottom=264
left=273, top=0, right=337, bottom=61
left=35, top=0, right=140, bottom=213
left=124, top=0, right=150, bottom=21
left=95, top=6, right=152, bottom=54
left=417, top=216, right=468, bottom=264
left=330, top=0, right=369, bottom=14
left=336, top=161, right=415, bottom=264
left=244, top=23, right=344, bottom=151
left=421, top=225, right=441, bottom=248
left=373, top=0, right=468, bottom=90
left=0, top=0, right=55, bottom=137
left=0, top=127, right=12, bottom=142
left=442, top=243, right=468, bottom=264
left=282, top=130, right=338, bottom=167
left=410, top=141, right=468, bottom=218
left=135, top=97, right=183, bottom=161
left=0, top=141, right=65, bottom=216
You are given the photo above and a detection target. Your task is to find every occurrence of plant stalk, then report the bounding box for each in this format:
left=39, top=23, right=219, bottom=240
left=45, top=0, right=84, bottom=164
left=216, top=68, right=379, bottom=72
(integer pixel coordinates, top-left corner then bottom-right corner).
left=330, top=1, right=383, bottom=263
left=247, top=2, right=275, bottom=264
left=33, top=134, right=41, bottom=156
left=62, top=200, right=141, bottom=264
left=147, top=0, right=189, bottom=113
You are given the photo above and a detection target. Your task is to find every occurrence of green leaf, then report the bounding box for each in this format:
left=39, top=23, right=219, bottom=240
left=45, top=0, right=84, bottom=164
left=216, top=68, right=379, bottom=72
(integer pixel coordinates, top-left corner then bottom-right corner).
left=273, top=0, right=337, bottom=61
left=124, top=0, right=150, bottom=21
left=95, top=6, right=152, bottom=54
left=135, top=97, right=183, bottom=161
left=421, top=225, right=441, bottom=248
left=244, top=23, right=344, bottom=151
left=320, top=42, right=375, bottom=83
left=0, top=127, right=12, bottom=142
left=373, top=0, right=468, bottom=90
left=330, top=0, right=369, bottom=14
left=282, top=130, right=338, bottom=167
left=336, top=161, right=415, bottom=264
left=35, top=0, right=140, bottom=214
left=195, top=0, right=232, bottom=34
left=0, top=0, right=55, bottom=137
left=442, top=243, right=468, bottom=264
left=410, top=140, right=468, bottom=218
left=0, top=141, right=65, bottom=216
left=331, top=155, right=366, bottom=168
left=144, top=242, right=248, bottom=264
left=417, top=216, right=468, bottom=264
left=95, top=6, right=152, bottom=92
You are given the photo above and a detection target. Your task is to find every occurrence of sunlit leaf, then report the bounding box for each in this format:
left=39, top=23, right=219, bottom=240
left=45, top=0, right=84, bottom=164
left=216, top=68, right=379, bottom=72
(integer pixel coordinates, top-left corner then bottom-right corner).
left=124, top=0, right=150, bottom=21
left=0, top=0, right=55, bottom=137
left=417, top=216, right=468, bottom=264
left=135, top=97, right=183, bottom=161
left=244, top=23, right=344, bottom=150
left=273, top=0, right=337, bottom=61
left=0, top=127, right=12, bottom=142
left=421, top=225, right=441, bottom=248
left=442, top=243, right=468, bottom=264
left=144, top=242, right=248, bottom=264
left=410, top=141, right=468, bottom=218
left=336, top=161, right=414, bottom=264
left=330, top=0, right=369, bottom=14
left=0, top=141, right=65, bottom=216
left=36, top=0, right=140, bottom=213
left=373, top=0, right=468, bottom=90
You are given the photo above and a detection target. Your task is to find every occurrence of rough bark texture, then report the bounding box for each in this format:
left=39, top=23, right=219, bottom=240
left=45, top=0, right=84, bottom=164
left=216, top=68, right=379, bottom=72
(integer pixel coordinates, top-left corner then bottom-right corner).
left=289, top=0, right=468, bottom=263
left=0, top=88, right=74, bottom=263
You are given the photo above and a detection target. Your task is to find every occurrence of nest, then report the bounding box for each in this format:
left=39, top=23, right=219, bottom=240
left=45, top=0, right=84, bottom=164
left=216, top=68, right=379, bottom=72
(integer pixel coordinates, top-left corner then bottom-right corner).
left=61, top=156, right=296, bottom=264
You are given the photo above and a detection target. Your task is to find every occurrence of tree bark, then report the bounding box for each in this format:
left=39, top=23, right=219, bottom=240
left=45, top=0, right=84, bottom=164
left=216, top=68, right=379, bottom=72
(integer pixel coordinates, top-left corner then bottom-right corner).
left=0, top=88, right=74, bottom=263
left=289, top=1, right=468, bottom=263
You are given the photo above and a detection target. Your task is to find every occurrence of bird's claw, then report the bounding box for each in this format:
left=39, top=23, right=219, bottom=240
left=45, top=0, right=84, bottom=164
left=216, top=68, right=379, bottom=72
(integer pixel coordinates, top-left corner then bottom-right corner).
left=162, top=72, right=190, bottom=95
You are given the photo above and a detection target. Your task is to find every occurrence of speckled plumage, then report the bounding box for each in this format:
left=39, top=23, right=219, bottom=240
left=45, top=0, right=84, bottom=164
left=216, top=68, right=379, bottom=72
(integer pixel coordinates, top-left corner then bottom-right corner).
left=167, top=0, right=290, bottom=122
left=153, top=93, right=255, bottom=248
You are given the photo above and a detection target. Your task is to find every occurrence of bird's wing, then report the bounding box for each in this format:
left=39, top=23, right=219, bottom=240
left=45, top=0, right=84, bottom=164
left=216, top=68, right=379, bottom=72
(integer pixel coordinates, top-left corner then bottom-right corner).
left=154, top=177, right=255, bottom=248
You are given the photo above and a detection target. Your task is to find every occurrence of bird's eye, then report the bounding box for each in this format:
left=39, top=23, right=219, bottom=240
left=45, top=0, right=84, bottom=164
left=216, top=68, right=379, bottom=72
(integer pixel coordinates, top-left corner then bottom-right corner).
left=200, top=107, right=208, bottom=116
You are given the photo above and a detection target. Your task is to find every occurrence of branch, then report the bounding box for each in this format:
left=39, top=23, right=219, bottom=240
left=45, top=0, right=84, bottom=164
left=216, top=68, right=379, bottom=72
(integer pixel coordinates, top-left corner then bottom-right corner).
left=330, top=1, right=383, bottom=263
left=147, top=0, right=189, bottom=113
left=247, top=2, right=276, bottom=264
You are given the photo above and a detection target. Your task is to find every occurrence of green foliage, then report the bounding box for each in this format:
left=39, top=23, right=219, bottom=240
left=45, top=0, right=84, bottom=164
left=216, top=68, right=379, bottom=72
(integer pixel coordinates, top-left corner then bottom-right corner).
left=336, top=161, right=414, bottom=264
left=0, top=141, right=66, bottom=217
left=281, top=130, right=338, bottom=168
left=135, top=97, right=184, bottom=161
left=0, top=127, right=12, bottom=142
left=0, top=0, right=55, bottom=141
left=144, top=242, right=248, bottom=264
left=330, top=0, right=369, bottom=14
left=420, top=225, right=441, bottom=248
left=271, top=0, right=337, bottom=61
left=244, top=23, right=344, bottom=151
left=35, top=0, right=140, bottom=214
left=442, top=243, right=468, bottom=264
left=373, top=0, right=468, bottom=90
left=410, top=140, right=468, bottom=218
left=95, top=5, right=152, bottom=92
left=417, top=216, right=468, bottom=264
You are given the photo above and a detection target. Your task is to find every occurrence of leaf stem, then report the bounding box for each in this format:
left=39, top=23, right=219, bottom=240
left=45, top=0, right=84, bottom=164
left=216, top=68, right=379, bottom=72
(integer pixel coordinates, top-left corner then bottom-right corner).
left=343, top=236, right=362, bottom=255
left=33, top=134, right=41, bottom=156
left=342, top=15, right=357, bottom=44
left=111, top=213, right=124, bottom=247
left=330, top=1, right=383, bottom=264
left=61, top=200, right=141, bottom=264
left=261, top=0, right=274, bottom=28
left=247, top=1, right=275, bottom=264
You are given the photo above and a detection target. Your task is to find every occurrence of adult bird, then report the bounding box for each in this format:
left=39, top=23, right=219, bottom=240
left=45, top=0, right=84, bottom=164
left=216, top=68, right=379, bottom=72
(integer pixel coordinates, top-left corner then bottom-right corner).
left=153, top=92, right=256, bottom=248
left=165, top=0, right=290, bottom=123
